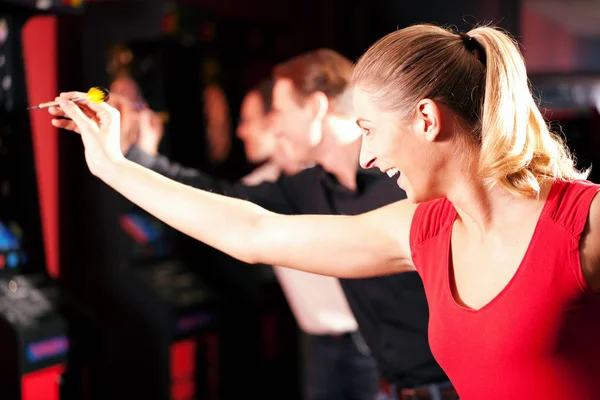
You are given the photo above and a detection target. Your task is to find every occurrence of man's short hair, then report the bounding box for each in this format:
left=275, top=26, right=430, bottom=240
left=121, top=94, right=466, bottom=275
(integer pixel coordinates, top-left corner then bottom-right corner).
left=273, top=49, right=354, bottom=115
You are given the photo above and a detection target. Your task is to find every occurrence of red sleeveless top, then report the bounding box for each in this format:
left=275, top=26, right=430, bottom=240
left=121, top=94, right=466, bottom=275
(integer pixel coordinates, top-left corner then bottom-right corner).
left=410, top=180, right=600, bottom=399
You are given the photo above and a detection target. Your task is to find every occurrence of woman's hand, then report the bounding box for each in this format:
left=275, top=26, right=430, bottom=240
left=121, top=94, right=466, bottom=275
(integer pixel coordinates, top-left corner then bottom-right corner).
left=50, top=91, right=140, bottom=157
left=49, top=91, right=125, bottom=179
left=137, top=107, right=164, bottom=156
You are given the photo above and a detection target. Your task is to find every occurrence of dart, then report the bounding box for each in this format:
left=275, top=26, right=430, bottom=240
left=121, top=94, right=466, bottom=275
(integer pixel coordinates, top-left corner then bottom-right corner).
left=27, top=86, right=110, bottom=110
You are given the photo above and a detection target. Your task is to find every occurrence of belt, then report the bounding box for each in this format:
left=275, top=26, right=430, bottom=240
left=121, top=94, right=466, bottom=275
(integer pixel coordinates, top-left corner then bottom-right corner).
left=396, top=385, right=458, bottom=400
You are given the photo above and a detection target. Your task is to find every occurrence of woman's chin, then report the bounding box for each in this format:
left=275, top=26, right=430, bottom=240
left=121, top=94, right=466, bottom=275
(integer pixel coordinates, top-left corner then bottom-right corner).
left=396, top=172, right=404, bottom=189
left=398, top=174, right=424, bottom=204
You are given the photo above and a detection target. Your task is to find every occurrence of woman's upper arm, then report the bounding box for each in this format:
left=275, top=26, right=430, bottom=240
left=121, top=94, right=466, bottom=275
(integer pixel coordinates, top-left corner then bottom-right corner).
left=252, top=199, right=417, bottom=278
left=362, top=198, right=418, bottom=268
left=580, top=193, right=600, bottom=293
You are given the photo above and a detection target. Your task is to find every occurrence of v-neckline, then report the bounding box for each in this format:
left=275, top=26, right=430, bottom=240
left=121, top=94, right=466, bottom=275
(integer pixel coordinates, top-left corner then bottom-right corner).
left=444, top=181, right=558, bottom=313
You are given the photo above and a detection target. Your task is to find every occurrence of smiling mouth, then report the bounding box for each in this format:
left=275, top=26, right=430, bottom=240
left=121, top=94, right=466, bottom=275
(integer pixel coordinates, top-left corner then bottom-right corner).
left=385, top=167, right=399, bottom=178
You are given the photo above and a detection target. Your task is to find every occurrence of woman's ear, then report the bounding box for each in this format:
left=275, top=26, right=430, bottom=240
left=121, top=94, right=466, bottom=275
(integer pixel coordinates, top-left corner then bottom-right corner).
left=414, top=98, right=442, bottom=142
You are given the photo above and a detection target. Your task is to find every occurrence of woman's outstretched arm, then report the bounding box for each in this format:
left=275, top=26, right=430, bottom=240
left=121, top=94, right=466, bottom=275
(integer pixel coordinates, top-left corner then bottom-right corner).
left=52, top=93, right=417, bottom=278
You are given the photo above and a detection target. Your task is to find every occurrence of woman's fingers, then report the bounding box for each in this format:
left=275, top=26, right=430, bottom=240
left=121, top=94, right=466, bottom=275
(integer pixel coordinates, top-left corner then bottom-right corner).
left=51, top=117, right=80, bottom=134
left=56, top=99, right=95, bottom=133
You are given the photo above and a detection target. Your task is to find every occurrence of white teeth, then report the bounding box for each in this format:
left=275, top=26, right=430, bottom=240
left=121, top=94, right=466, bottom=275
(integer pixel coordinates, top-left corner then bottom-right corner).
left=386, top=168, right=399, bottom=178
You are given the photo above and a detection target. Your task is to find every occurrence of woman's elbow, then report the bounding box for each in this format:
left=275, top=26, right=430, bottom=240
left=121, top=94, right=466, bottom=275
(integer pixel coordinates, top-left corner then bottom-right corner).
left=230, top=212, right=269, bottom=265
left=241, top=212, right=281, bottom=265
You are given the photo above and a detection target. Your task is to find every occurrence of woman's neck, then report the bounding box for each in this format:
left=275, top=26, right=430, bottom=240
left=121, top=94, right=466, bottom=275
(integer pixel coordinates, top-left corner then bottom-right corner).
left=447, top=173, right=552, bottom=240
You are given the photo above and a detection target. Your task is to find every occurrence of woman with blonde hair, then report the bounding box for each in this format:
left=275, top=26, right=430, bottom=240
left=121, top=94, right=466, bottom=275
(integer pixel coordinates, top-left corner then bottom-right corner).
left=50, top=24, right=600, bottom=399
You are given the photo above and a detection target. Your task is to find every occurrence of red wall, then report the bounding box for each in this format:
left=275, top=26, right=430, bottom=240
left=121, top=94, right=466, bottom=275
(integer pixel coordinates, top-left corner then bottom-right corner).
left=22, top=16, right=60, bottom=278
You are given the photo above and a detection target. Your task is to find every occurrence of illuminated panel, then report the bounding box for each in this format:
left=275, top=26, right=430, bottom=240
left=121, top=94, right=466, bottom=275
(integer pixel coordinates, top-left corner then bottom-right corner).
left=170, top=339, right=196, bottom=400
left=26, top=335, right=69, bottom=363
left=21, top=363, right=66, bottom=400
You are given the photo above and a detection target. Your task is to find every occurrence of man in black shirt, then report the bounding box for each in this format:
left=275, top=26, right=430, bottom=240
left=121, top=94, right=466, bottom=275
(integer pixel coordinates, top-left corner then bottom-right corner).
left=120, top=49, right=450, bottom=398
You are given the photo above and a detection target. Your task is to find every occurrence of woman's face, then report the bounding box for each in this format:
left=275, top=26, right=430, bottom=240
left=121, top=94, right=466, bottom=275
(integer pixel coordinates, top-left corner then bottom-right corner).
left=353, top=86, right=448, bottom=203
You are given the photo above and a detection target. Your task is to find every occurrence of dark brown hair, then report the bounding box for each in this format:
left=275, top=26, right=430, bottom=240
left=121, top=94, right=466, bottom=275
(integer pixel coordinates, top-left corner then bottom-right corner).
left=253, top=79, right=274, bottom=114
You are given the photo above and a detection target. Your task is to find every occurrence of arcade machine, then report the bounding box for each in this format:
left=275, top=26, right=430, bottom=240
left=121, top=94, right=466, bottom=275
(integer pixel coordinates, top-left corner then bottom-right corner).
left=114, top=207, right=221, bottom=400
left=159, top=8, right=303, bottom=397
left=108, top=9, right=301, bottom=395
left=55, top=26, right=222, bottom=400
left=0, top=1, right=87, bottom=399
left=108, top=36, right=258, bottom=399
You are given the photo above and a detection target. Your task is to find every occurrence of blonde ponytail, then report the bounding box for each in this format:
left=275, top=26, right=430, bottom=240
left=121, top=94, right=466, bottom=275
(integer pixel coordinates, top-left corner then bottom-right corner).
left=470, top=27, right=588, bottom=197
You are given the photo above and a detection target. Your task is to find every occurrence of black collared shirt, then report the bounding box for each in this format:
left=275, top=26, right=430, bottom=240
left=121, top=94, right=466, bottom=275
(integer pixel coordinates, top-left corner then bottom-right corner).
left=126, top=145, right=448, bottom=387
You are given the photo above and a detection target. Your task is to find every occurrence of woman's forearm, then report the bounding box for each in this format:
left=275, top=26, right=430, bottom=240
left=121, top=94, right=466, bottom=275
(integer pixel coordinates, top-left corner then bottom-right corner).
left=102, top=158, right=269, bottom=264
left=99, top=159, right=413, bottom=278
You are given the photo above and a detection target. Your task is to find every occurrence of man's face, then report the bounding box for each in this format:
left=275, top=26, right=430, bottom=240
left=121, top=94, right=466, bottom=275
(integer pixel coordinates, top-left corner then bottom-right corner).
left=110, top=76, right=141, bottom=106
left=270, top=78, right=315, bottom=166
left=236, top=91, right=275, bottom=163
